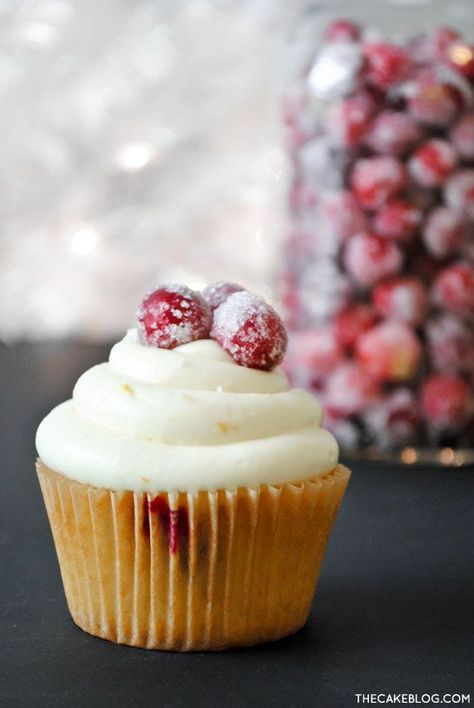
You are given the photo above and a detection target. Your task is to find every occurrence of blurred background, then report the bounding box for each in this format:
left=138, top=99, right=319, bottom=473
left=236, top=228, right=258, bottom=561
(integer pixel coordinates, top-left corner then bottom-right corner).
left=1, top=0, right=473, bottom=457
left=0, top=0, right=301, bottom=342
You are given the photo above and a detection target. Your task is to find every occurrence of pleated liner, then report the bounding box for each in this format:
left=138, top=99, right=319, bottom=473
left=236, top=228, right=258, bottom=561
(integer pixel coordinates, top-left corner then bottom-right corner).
left=36, top=460, right=350, bottom=651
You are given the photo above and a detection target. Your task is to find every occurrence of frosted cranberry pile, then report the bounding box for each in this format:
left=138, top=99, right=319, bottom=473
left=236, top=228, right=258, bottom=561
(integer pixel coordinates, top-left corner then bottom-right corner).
left=136, top=283, right=287, bottom=371
left=282, top=19, right=474, bottom=449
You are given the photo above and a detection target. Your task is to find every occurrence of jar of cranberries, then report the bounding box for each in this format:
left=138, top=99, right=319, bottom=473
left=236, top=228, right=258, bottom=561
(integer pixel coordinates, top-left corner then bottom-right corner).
left=281, top=0, right=474, bottom=464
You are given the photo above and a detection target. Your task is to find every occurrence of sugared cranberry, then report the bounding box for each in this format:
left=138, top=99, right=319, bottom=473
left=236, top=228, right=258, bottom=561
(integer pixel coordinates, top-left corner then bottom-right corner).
left=446, top=41, right=474, bottom=79
left=284, top=230, right=314, bottom=267
left=444, top=169, right=474, bottom=220
left=317, top=190, right=367, bottom=244
left=137, top=285, right=212, bottom=349
left=299, top=259, right=352, bottom=321
left=333, top=303, right=378, bottom=350
left=280, top=273, right=301, bottom=330
left=373, top=277, right=428, bottom=326
left=364, top=110, right=421, bottom=156
left=432, top=27, right=463, bottom=60
left=363, top=42, right=411, bottom=89
left=299, top=136, right=350, bottom=189
left=450, top=113, right=474, bottom=162
left=289, top=328, right=344, bottom=376
left=289, top=181, right=318, bottom=213
left=431, top=27, right=461, bottom=59
left=324, top=362, right=380, bottom=416
left=407, top=27, right=461, bottom=64
left=202, top=282, right=244, bottom=311
left=422, top=207, right=467, bottom=259
left=356, top=321, right=421, bottom=382
left=211, top=291, right=287, bottom=371
left=325, top=93, right=375, bottom=148
left=426, top=315, right=474, bottom=373
left=408, top=81, right=461, bottom=127
left=421, top=374, right=471, bottom=431
left=325, top=18, right=361, bottom=42
left=463, top=239, right=474, bottom=266
left=433, top=263, right=474, bottom=317
left=309, top=40, right=366, bottom=101
left=351, top=156, right=407, bottom=209
left=408, top=139, right=458, bottom=188
left=344, top=233, right=402, bottom=286
left=373, top=200, right=422, bottom=242
left=323, top=411, right=361, bottom=450
left=281, top=81, right=309, bottom=128
left=365, top=388, right=419, bottom=449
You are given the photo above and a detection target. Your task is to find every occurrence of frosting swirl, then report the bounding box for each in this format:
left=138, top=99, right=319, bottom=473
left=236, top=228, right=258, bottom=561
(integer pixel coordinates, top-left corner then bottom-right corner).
left=36, top=329, right=338, bottom=492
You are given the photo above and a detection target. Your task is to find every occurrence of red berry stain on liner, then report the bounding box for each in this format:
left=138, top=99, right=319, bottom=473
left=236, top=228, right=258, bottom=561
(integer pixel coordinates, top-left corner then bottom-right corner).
left=148, top=496, right=189, bottom=555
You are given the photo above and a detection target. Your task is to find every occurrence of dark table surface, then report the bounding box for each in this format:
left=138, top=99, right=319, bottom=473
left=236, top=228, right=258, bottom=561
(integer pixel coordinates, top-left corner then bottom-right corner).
left=1, top=341, right=473, bottom=708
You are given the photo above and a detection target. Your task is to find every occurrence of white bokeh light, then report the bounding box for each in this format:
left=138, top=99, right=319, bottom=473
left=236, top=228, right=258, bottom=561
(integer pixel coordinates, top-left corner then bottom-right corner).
left=70, top=228, right=98, bottom=255
left=117, top=143, right=154, bottom=171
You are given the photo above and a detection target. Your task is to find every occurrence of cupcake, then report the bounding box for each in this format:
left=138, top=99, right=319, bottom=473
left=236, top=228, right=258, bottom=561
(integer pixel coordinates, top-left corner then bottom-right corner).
left=36, top=282, right=350, bottom=651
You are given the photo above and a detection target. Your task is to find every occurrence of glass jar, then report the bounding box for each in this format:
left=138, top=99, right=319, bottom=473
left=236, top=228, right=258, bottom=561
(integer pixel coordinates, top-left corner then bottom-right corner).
left=280, top=0, right=474, bottom=465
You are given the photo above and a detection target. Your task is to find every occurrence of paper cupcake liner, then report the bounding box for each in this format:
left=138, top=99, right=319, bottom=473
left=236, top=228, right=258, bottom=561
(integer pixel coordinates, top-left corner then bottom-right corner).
left=37, top=460, right=350, bottom=651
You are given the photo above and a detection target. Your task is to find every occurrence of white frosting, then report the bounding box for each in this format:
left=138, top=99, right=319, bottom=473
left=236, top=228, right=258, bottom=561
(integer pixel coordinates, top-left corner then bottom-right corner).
left=36, top=329, right=338, bottom=492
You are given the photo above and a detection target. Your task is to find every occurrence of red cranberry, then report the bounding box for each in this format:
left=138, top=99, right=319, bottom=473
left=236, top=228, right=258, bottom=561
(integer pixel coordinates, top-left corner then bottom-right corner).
left=407, top=27, right=461, bottom=64
left=289, top=182, right=318, bottom=212
left=325, top=93, right=375, bottom=148
left=299, top=135, right=349, bottom=189
left=408, top=139, right=458, bottom=188
left=364, top=110, right=421, bottom=156
left=446, top=41, right=474, bottom=79
left=325, top=362, right=380, bottom=416
left=333, top=303, right=377, bottom=350
left=325, top=18, right=360, bottom=42
left=307, top=42, right=364, bottom=101
left=432, top=27, right=463, bottom=59
left=351, top=156, right=407, bottom=209
left=289, top=328, right=344, bottom=376
left=137, top=285, right=212, bottom=349
left=373, top=277, right=428, bottom=326
left=363, top=42, right=411, bottom=89
left=281, top=82, right=308, bottom=128
left=280, top=273, right=301, bottom=330
left=426, top=314, right=474, bottom=373
left=464, top=239, right=474, bottom=266
left=211, top=291, right=287, bottom=371
left=444, top=169, right=474, bottom=220
left=344, top=233, right=402, bottom=287
left=365, top=388, right=419, bottom=448
left=435, top=65, right=474, bottom=109
left=323, top=411, right=361, bottom=449
left=373, top=200, right=422, bottom=242
left=433, top=263, right=474, bottom=317
left=356, top=321, right=421, bottom=382
left=299, top=259, right=352, bottom=321
left=421, top=374, right=471, bottom=431
left=317, top=190, right=367, bottom=244
left=422, top=207, right=467, bottom=259
left=408, top=82, right=461, bottom=127
left=431, top=27, right=461, bottom=59
left=450, top=112, right=474, bottom=162
left=202, top=282, right=244, bottom=310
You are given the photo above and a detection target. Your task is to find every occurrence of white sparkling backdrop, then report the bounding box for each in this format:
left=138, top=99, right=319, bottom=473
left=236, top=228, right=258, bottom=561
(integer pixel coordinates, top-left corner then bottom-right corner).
left=0, top=0, right=301, bottom=341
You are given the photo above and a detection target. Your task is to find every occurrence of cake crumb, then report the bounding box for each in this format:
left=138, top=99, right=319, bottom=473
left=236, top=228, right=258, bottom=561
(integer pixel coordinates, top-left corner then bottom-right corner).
left=121, top=383, right=134, bottom=394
